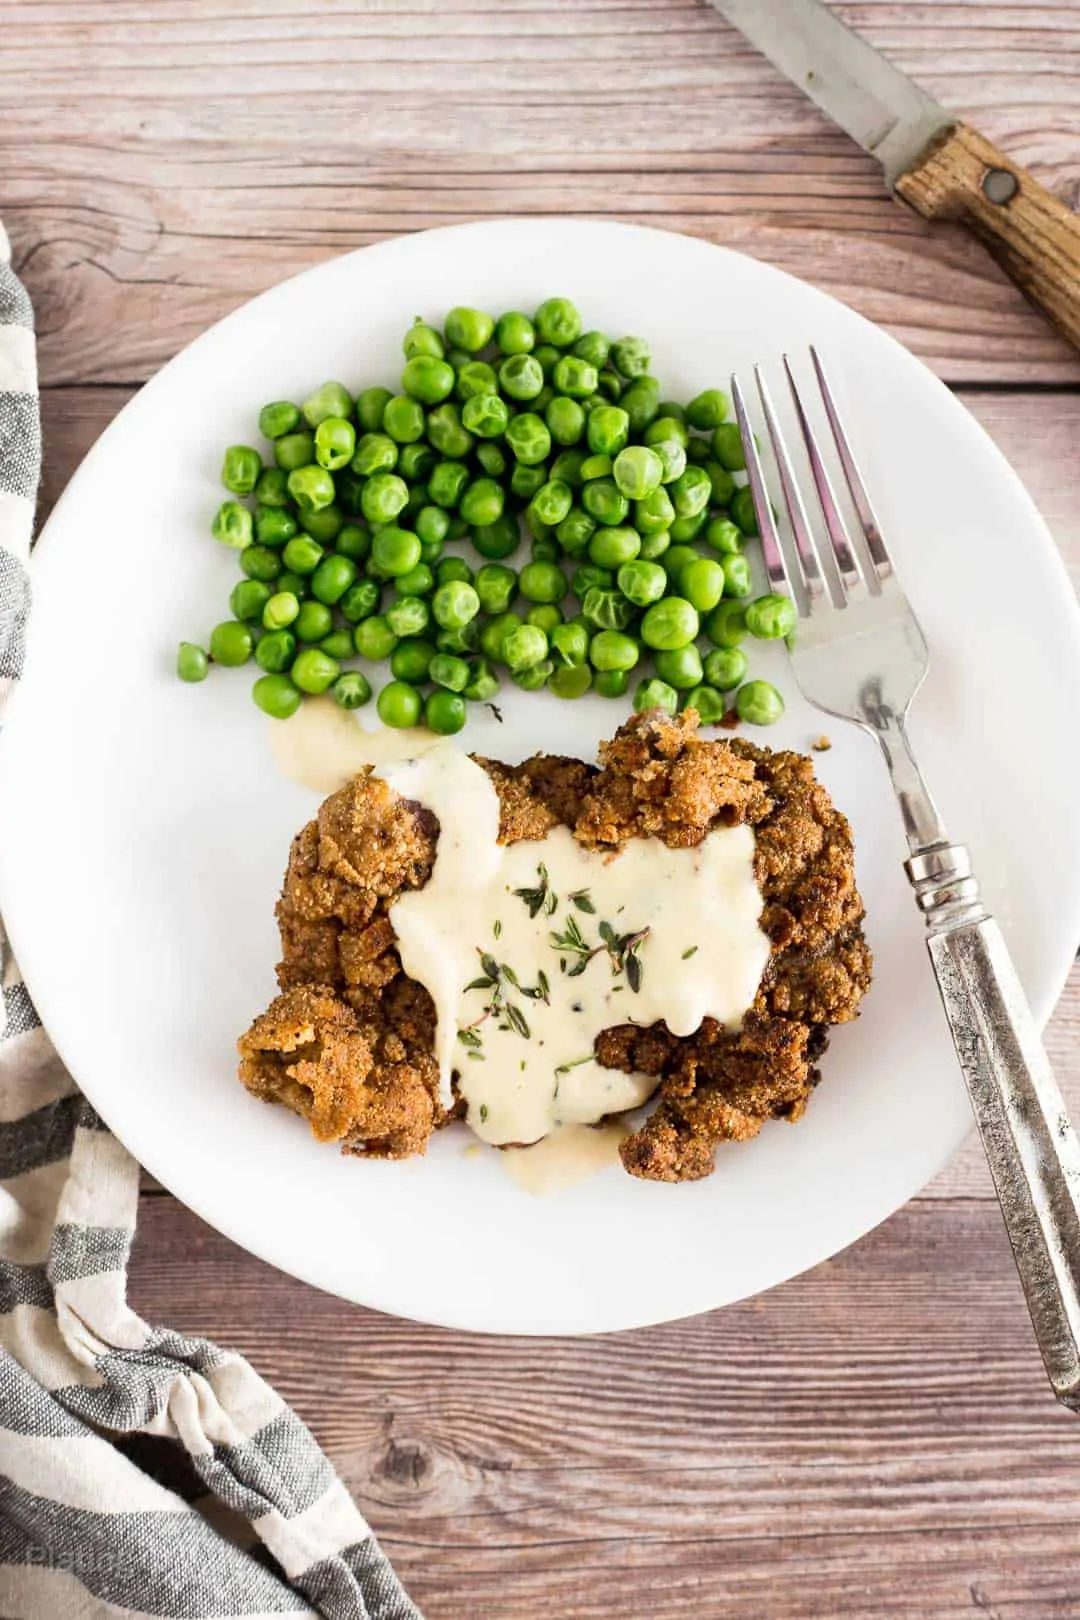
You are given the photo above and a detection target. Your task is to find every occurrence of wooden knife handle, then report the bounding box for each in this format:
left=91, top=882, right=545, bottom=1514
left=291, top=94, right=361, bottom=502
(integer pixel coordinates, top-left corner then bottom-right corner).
left=896, top=123, right=1080, bottom=351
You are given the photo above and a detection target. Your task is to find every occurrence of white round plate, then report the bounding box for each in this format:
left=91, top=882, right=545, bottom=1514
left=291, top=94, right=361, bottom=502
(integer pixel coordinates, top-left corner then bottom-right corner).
left=3, top=220, right=1079, bottom=1335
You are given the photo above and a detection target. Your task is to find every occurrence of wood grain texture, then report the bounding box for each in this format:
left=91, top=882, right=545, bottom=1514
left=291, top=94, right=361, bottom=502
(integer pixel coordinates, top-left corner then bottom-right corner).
left=897, top=122, right=1080, bottom=348
left=5, top=0, right=1080, bottom=386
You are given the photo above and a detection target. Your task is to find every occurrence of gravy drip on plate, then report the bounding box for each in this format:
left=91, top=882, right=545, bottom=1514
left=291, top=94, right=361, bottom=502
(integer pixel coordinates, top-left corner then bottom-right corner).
left=269, top=709, right=771, bottom=1149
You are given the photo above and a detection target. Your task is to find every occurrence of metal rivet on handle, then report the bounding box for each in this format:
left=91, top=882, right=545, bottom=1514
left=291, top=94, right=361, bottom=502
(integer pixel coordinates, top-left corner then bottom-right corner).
left=982, top=168, right=1020, bottom=205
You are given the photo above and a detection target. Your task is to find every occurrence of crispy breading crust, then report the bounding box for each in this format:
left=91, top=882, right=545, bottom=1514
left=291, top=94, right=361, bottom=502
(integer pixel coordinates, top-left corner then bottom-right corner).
left=237, top=712, right=871, bottom=1179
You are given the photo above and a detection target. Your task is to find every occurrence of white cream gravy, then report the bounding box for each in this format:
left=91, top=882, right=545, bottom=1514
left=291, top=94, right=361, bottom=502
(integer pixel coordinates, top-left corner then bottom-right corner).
left=268, top=706, right=771, bottom=1149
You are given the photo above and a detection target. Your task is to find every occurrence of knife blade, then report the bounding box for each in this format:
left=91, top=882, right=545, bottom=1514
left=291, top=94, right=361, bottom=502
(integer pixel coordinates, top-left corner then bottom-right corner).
left=708, top=0, right=1080, bottom=352
left=709, top=0, right=950, bottom=186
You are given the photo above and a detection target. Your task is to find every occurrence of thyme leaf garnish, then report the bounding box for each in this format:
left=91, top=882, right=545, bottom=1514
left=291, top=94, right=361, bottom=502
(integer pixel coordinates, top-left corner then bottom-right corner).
left=682, top=945, right=698, bottom=960
left=569, top=889, right=596, bottom=914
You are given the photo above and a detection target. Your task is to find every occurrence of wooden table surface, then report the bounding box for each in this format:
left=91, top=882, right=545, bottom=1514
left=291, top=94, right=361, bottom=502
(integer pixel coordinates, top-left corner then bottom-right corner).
left=7, top=2, right=1080, bottom=1615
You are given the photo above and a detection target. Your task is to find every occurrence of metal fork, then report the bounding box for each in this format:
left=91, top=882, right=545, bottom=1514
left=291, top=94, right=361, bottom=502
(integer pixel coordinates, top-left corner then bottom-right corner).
left=732, top=351, right=1080, bottom=1412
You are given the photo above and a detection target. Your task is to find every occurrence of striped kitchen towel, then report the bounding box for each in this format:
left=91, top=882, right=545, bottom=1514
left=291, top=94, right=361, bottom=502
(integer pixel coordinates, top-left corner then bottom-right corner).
left=0, top=224, right=423, bottom=1620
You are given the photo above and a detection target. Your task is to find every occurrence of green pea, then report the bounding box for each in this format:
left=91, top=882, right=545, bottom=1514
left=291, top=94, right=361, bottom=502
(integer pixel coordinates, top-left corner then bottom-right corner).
left=479, top=612, right=522, bottom=662
left=596, top=370, right=623, bottom=402
left=633, top=678, right=678, bottom=717
left=669, top=465, right=711, bottom=520
left=550, top=449, right=587, bottom=487
left=254, top=467, right=290, bottom=509
left=419, top=538, right=444, bottom=567
left=476, top=441, right=508, bottom=478
left=390, top=637, right=437, bottom=682
left=735, top=679, right=784, bottom=726
left=176, top=641, right=209, bottom=683
left=282, top=534, right=323, bottom=577
left=340, top=579, right=381, bottom=624
left=461, top=392, right=510, bottom=439
left=573, top=330, right=610, bottom=369
left=667, top=512, right=706, bottom=546
left=533, top=343, right=560, bottom=377
left=460, top=477, right=505, bottom=528
left=510, top=463, right=547, bottom=502
left=704, top=518, right=743, bottom=556
left=211, top=500, right=253, bottom=551
left=429, top=403, right=474, bottom=459
left=639, top=529, right=671, bottom=561
left=501, top=623, right=547, bottom=672
left=588, top=526, right=640, bottom=569
left=581, top=478, right=629, bottom=527
left=682, top=685, right=726, bottom=724
left=263, top=590, right=300, bottom=631
left=723, top=553, right=754, bottom=598
left=704, top=601, right=748, bottom=648
left=222, top=445, right=262, bottom=496
left=435, top=558, right=474, bottom=589
left=641, top=596, right=699, bottom=651
left=356, top=386, right=393, bottom=432
left=581, top=587, right=634, bottom=631
left=531, top=536, right=559, bottom=563
left=616, top=559, right=666, bottom=607
left=240, top=544, right=283, bottom=583
left=589, top=629, right=639, bottom=673
left=308, top=554, right=356, bottom=606
left=302, top=381, right=353, bottom=428
left=594, top=668, right=629, bottom=699
left=380, top=395, right=424, bottom=445
left=527, top=480, right=572, bottom=530
left=399, top=442, right=436, bottom=482
left=276, top=570, right=308, bottom=599
left=518, top=560, right=566, bottom=604
left=654, top=645, right=703, bottom=690
left=353, top=615, right=398, bottom=661
left=578, top=453, right=613, bottom=482
left=470, top=563, right=513, bottom=616
left=473, top=514, right=520, bottom=560
left=422, top=689, right=465, bottom=735
left=253, top=673, right=302, bottom=719
left=685, top=437, right=712, bottom=467
left=359, top=475, right=408, bottom=527
left=305, top=504, right=345, bottom=545
left=428, top=653, right=470, bottom=693
left=490, top=310, right=533, bottom=355
left=331, top=671, right=372, bottom=711
left=336, top=468, right=366, bottom=515
left=274, top=431, right=316, bottom=473
left=332, top=523, right=369, bottom=563
left=287, top=465, right=335, bottom=516
left=313, top=417, right=355, bottom=472
left=682, top=557, right=726, bottom=613
left=445, top=306, right=494, bottom=353
left=255, top=506, right=298, bottom=547
left=745, top=592, right=797, bottom=640
left=534, top=297, right=582, bottom=348
left=255, top=628, right=297, bottom=674
left=206, top=621, right=252, bottom=667
left=319, top=629, right=355, bottom=661
left=401, top=355, right=455, bottom=405
left=703, top=646, right=749, bottom=691
left=653, top=439, right=687, bottom=485
left=586, top=406, right=629, bottom=458
left=259, top=402, right=301, bottom=441
left=703, top=460, right=736, bottom=506
left=428, top=459, right=470, bottom=509
left=505, top=412, right=551, bottom=465
left=631, top=488, right=673, bottom=539
left=352, top=432, right=397, bottom=476
left=433, top=580, right=480, bottom=630
left=549, top=662, right=593, bottom=699
left=643, top=415, right=689, bottom=451
left=662, top=545, right=700, bottom=589
left=681, top=389, right=727, bottom=431
left=620, top=377, right=661, bottom=433
left=294, top=600, right=333, bottom=643
left=230, top=579, right=272, bottom=623
left=612, top=336, right=650, bottom=379
left=464, top=657, right=500, bottom=702
left=377, top=680, right=423, bottom=728
left=436, top=621, right=480, bottom=656
left=556, top=507, right=595, bottom=555
left=386, top=595, right=430, bottom=638
left=368, top=525, right=418, bottom=578
left=546, top=396, right=586, bottom=448
left=396, top=563, right=434, bottom=597
left=525, top=604, right=562, bottom=635
left=731, top=485, right=758, bottom=536
left=550, top=620, right=589, bottom=667
left=403, top=318, right=445, bottom=361
left=711, top=422, right=746, bottom=471
left=552, top=355, right=598, bottom=399
left=572, top=563, right=613, bottom=597
left=512, top=658, right=554, bottom=692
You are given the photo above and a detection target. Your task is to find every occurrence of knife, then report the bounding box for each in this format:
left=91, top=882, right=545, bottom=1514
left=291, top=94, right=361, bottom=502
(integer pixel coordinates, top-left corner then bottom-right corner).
left=709, top=0, right=1080, bottom=351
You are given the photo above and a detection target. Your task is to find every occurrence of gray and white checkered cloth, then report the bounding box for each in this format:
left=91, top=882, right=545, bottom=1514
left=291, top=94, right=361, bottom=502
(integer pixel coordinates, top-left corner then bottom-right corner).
left=0, top=223, right=423, bottom=1620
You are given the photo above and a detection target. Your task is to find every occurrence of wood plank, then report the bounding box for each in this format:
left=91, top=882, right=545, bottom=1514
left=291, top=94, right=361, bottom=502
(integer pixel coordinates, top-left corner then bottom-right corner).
left=127, top=1192, right=1080, bottom=1619
left=5, top=0, right=1080, bottom=386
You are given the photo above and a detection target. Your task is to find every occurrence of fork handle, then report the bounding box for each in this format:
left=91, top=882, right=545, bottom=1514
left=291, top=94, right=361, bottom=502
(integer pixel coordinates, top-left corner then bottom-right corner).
left=907, top=843, right=1080, bottom=1407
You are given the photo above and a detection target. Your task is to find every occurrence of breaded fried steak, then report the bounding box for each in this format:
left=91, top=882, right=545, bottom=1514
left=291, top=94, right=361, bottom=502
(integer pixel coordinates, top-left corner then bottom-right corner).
left=238, top=712, right=871, bottom=1181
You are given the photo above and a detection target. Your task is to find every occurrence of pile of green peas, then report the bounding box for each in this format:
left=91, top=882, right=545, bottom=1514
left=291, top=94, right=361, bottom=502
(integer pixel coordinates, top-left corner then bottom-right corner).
left=178, top=298, right=790, bottom=733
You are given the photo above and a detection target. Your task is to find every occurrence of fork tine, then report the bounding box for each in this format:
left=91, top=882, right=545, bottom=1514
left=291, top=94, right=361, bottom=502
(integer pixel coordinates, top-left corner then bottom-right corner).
left=810, top=346, right=894, bottom=582
left=782, top=355, right=871, bottom=600
left=730, top=374, right=805, bottom=614
left=753, top=365, right=833, bottom=609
